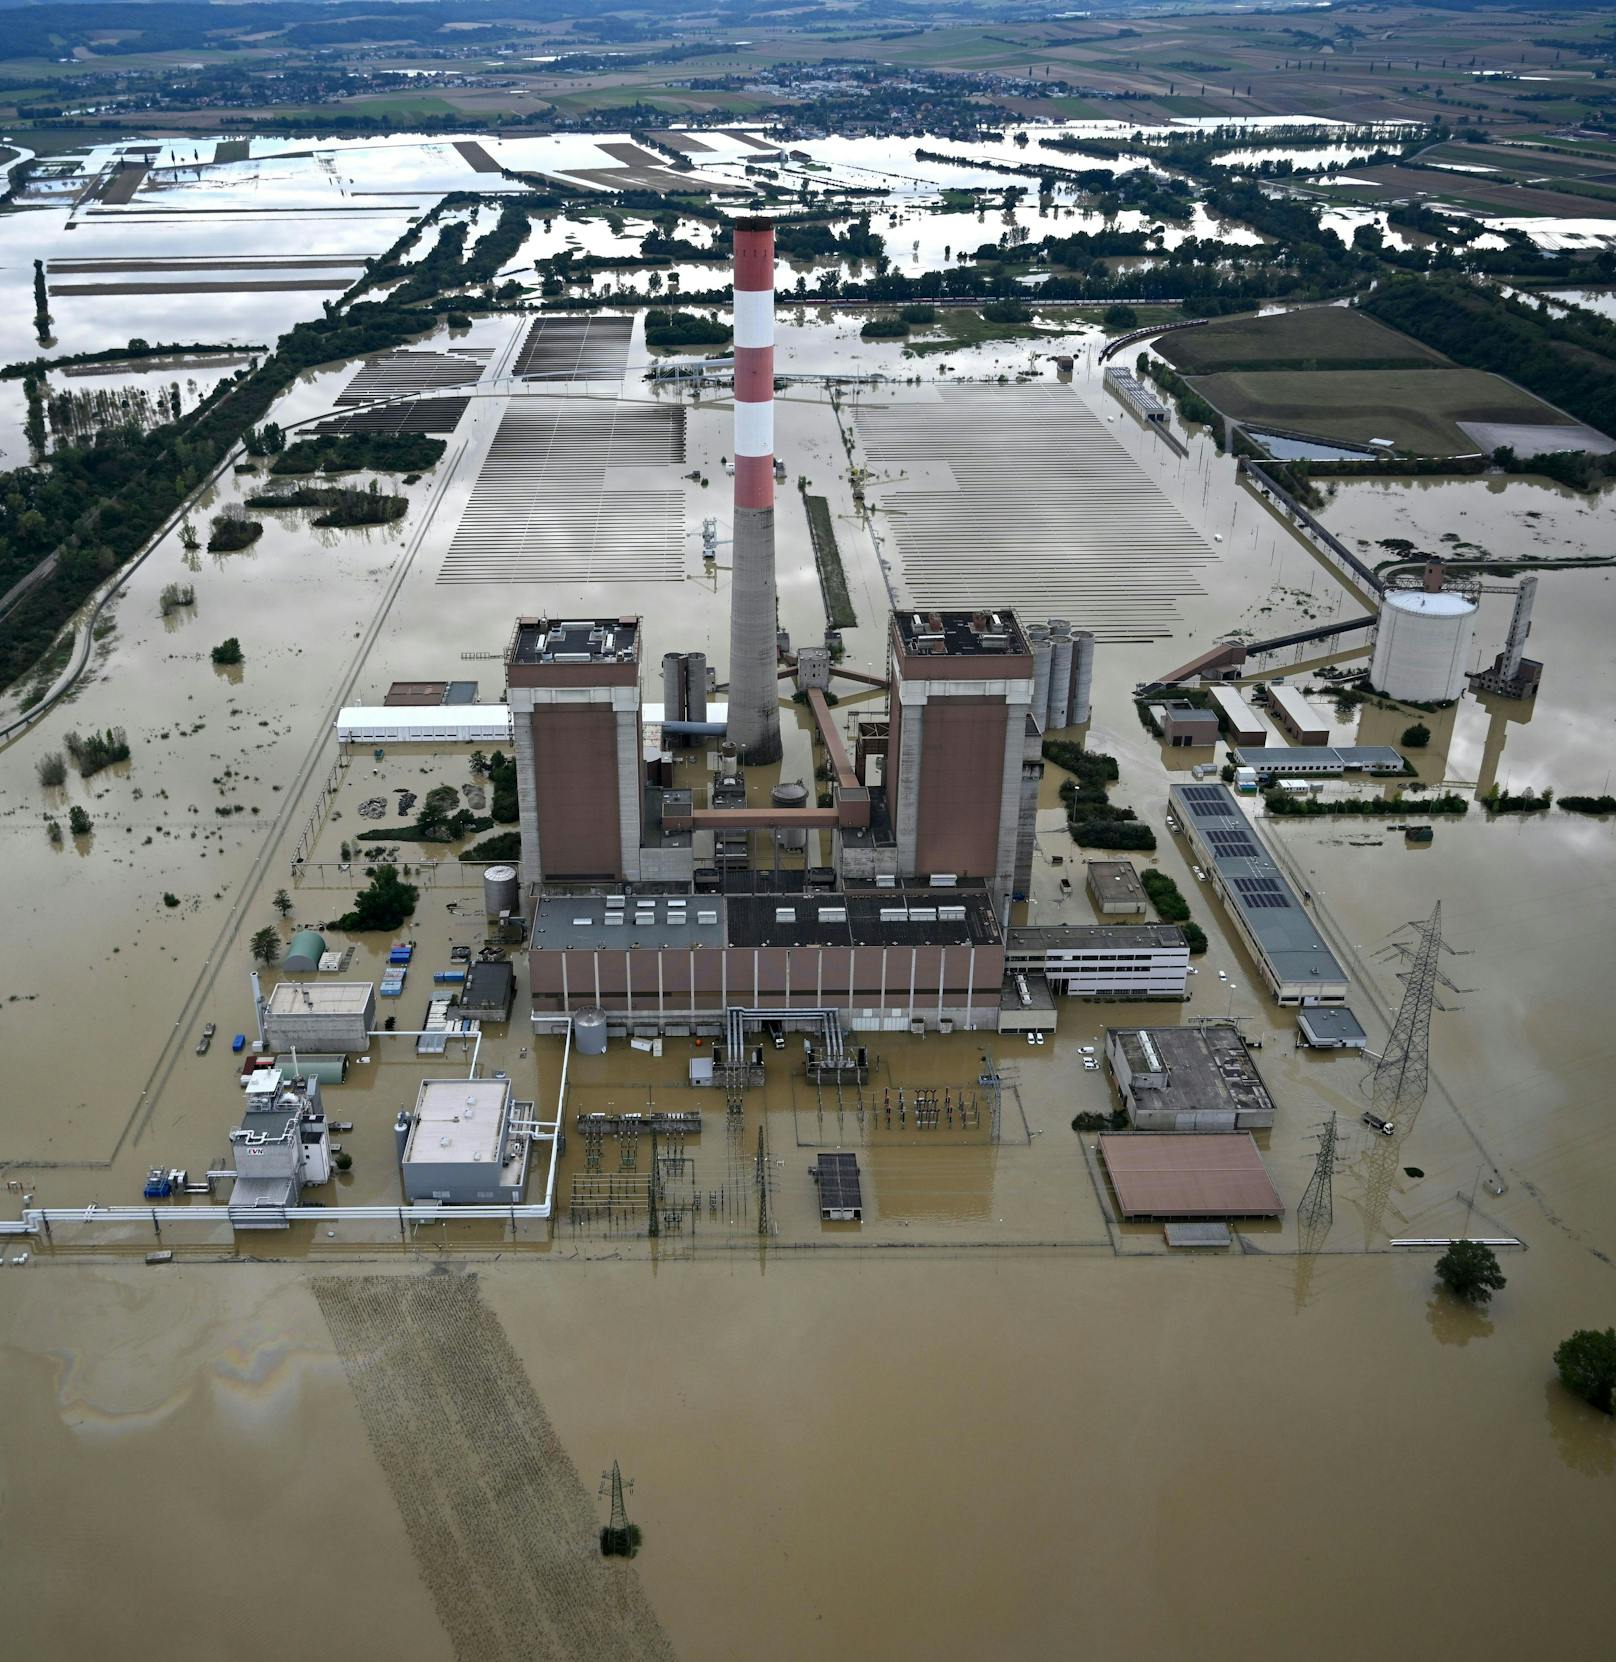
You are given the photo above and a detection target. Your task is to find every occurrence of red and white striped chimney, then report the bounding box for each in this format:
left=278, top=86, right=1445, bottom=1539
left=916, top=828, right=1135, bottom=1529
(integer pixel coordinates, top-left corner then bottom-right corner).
left=726, top=216, right=782, bottom=764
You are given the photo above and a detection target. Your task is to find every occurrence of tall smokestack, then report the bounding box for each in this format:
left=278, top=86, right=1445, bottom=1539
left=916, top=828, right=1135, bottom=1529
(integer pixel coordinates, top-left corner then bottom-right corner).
left=727, top=217, right=782, bottom=765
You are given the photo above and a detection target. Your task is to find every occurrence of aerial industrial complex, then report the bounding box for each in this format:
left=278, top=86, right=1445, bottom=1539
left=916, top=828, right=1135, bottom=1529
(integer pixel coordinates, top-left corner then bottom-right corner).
left=1, top=203, right=1561, bottom=1262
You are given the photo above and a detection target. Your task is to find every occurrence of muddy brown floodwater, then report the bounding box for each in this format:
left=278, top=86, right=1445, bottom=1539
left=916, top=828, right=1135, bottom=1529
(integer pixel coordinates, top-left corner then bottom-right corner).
left=3, top=309, right=1616, bottom=1660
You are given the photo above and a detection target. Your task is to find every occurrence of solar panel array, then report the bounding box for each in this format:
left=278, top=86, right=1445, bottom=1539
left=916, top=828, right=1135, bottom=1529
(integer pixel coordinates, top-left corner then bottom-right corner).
left=814, top=1152, right=863, bottom=1218
left=337, top=348, right=485, bottom=404
left=440, top=402, right=686, bottom=584
left=513, top=315, right=634, bottom=382
left=854, top=386, right=1212, bottom=640
left=1205, top=825, right=1261, bottom=857
left=1180, top=785, right=1236, bottom=818
left=314, top=395, right=469, bottom=437
left=1233, top=876, right=1292, bottom=909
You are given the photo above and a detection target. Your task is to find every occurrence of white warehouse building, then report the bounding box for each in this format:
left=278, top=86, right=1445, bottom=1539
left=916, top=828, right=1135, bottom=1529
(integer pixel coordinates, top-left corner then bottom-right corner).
left=1370, top=590, right=1478, bottom=703
left=336, top=706, right=514, bottom=745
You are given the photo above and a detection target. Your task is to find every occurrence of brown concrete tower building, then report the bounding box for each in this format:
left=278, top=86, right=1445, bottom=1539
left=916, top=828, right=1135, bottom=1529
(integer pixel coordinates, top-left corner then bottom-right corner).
left=504, top=617, right=644, bottom=883
left=886, top=611, right=1039, bottom=912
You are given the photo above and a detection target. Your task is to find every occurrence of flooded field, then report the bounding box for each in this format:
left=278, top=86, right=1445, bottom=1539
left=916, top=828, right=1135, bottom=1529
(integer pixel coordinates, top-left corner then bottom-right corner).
left=3, top=126, right=1616, bottom=1661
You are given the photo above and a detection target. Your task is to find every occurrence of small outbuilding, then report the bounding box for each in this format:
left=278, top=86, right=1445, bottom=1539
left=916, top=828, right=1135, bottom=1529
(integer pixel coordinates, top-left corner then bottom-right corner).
left=1085, top=860, right=1147, bottom=916
left=458, top=960, right=516, bottom=1023
left=1162, top=701, right=1220, bottom=748
left=1297, top=1007, right=1369, bottom=1050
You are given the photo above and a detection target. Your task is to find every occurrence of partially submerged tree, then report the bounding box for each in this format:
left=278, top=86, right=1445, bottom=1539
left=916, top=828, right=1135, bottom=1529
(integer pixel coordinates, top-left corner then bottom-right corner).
left=1435, top=1240, right=1506, bottom=1307
left=1555, top=1329, right=1616, bottom=1416
left=249, top=925, right=281, bottom=966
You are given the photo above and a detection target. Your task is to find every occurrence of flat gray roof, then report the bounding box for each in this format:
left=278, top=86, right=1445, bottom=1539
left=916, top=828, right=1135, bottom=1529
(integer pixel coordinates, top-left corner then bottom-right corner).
left=728, top=889, right=999, bottom=949
left=1110, top=1023, right=1274, bottom=1121
left=530, top=893, right=726, bottom=951
left=1008, top=923, right=1185, bottom=952
left=1169, top=783, right=1347, bottom=990
left=1298, top=1007, right=1368, bottom=1042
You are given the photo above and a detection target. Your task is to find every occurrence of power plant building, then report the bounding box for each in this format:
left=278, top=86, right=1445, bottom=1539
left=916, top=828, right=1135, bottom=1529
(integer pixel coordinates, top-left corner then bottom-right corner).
left=263, top=981, right=375, bottom=1052
left=504, top=616, right=692, bottom=887
left=1371, top=588, right=1478, bottom=703
left=1169, top=782, right=1348, bottom=1005
left=1104, top=1023, right=1277, bottom=1132
left=1207, top=685, right=1267, bottom=745
left=1004, top=923, right=1189, bottom=1000
left=884, top=610, right=1037, bottom=910
left=396, top=1077, right=530, bottom=1205
left=527, top=887, right=1006, bottom=1033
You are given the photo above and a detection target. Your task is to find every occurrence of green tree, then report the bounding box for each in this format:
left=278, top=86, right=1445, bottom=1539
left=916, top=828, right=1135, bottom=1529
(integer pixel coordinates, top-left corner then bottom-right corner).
left=211, top=637, right=244, bottom=666
left=468, top=749, right=489, bottom=777
left=272, top=887, right=294, bottom=918
left=1435, top=1240, right=1506, bottom=1306
left=333, top=863, right=419, bottom=932
left=68, top=805, right=92, bottom=836
left=1554, top=1328, right=1616, bottom=1415
left=36, top=751, right=67, bottom=788
left=1402, top=722, right=1431, bottom=748
left=1103, top=303, right=1139, bottom=330
left=33, top=258, right=51, bottom=341
left=249, top=925, right=281, bottom=966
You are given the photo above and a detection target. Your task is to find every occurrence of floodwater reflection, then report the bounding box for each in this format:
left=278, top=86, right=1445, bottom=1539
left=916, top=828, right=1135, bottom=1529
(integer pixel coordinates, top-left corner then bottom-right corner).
left=1425, top=1293, right=1495, bottom=1348
left=1543, top=1380, right=1616, bottom=1478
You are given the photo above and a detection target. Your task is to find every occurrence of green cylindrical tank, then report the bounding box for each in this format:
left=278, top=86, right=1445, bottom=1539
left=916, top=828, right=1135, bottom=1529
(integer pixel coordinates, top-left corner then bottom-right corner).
left=283, top=928, right=327, bottom=973
left=288, top=1052, right=348, bottom=1086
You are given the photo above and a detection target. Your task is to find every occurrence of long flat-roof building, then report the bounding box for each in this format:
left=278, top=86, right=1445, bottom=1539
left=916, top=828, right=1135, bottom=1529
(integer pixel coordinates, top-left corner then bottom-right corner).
left=1207, top=685, right=1266, bottom=746
left=1234, top=745, right=1403, bottom=776
left=1104, top=1022, right=1276, bottom=1131
left=337, top=706, right=513, bottom=745
left=1169, top=782, right=1348, bottom=1005
left=1005, top=923, right=1188, bottom=1001
left=1099, top=1132, right=1284, bottom=1219
left=528, top=885, right=1005, bottom=1033
left=1267, top=685, right=1330, bottom=745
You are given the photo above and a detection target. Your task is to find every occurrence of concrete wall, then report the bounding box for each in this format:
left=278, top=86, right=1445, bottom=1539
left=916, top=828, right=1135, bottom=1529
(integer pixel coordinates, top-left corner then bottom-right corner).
left=264, top=1006, right=373, bottom=1053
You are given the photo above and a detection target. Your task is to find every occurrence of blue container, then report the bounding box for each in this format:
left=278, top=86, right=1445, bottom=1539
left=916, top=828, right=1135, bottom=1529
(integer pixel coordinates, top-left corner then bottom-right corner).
left=231, top=1033, right=246, bottom=1053
left=433, top=970, right=467, bottom=984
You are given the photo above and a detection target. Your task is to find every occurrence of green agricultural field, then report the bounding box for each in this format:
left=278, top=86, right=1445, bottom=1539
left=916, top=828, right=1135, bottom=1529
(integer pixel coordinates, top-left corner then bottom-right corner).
left=1187, top=366, right=1568, bottom=454
left=1160, top=307, right=1445, bottom=375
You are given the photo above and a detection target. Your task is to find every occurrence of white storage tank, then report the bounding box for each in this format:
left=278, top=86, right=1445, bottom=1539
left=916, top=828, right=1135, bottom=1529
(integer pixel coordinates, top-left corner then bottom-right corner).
left=771, top=779, right=809, bottom=850
left=483, top=864, right=520, bottom=918
left=1026, top=623, right=1052, bottom=730
left=1370, top=589, right=1478, bottom=702
left=574, top=1008, right=608, bottom=1055
left=1047, top=619, right=1073, bottom=730
left=1069, top=629, right=1095, bottom=727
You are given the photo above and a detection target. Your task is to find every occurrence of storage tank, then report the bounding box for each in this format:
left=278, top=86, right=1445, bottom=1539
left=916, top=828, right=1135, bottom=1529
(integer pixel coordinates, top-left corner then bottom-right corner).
left=1047, top=619, right=1073, bottom=730
left=1026, top=623, right=1052, bottom=730
left=1069, top=629, right=1095, bottom=726
left=290, top=1052, right=348, bottom=1086
left=482, top=864, right=519, bottom=918
left=574, top=1007, right=608, bottom=1056
left=662, top=651, right=687, bottom=743
left=684, top=650, right=708, bottom=728
left=283, top=929, right=326, bottom=973
left=394, top=1110, right=412, bottom=1165
left=771, top=779, right=809, bottom=850
left=1370, top=589, right=1478, bottom=703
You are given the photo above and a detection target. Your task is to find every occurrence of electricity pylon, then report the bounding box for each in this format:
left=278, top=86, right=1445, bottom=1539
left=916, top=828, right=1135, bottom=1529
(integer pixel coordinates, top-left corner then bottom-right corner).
left=1298, top=1113, right=1338, bottom=1235
left=1371, top=902, right=1443, bottom=1129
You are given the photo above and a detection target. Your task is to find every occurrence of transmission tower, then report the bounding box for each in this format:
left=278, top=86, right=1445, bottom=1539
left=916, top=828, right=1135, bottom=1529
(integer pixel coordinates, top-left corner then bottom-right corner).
left=1371, top=902, right=1443, bottom=1129
left=755, top=1123, right=769, bottom=1237
left=599, top=1459, right=636, bottom=1556
left=1297, top=1113, right=1337, bottom=1234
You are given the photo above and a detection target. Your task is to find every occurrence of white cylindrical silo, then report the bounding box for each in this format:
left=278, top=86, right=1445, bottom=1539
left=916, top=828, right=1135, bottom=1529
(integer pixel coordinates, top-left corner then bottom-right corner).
left=574, top=1008, right=608, bottom=1055
left=1069, top=629, right=1095, bottom=727
left=771, top=779, right=809, bottom=849
left=1370, top=590, right=1478, bottom=703
left=1047, top=619, right=1073, bottom=730
left=483, top=863, right=519, bottom=917
left=1026, top=623, right=1052, bottom=730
